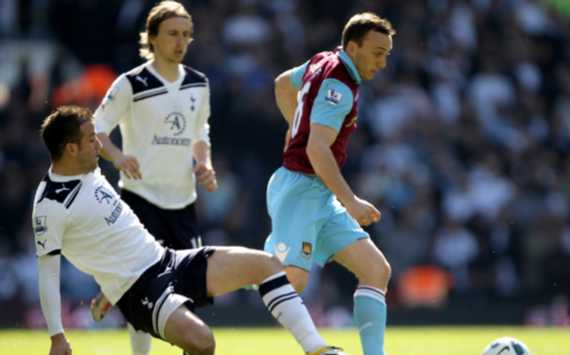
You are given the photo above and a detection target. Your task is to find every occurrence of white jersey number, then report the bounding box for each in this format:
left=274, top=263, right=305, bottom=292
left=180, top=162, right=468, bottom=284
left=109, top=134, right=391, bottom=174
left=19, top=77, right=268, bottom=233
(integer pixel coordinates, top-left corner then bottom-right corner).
left=291, top=82, right=311, bottom=138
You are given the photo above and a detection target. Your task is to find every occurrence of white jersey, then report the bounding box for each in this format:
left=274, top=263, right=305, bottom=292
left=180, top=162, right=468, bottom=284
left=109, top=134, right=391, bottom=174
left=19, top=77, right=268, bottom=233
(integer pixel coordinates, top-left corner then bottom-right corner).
left=32, top=168, right=164, bottom=304
left=94, top=62, right=211, bottom=209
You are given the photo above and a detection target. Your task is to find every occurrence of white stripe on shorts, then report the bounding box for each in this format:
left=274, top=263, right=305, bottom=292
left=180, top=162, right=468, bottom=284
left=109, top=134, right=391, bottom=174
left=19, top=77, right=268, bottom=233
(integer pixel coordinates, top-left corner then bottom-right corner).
left=156, top=293, right=191, bottom=339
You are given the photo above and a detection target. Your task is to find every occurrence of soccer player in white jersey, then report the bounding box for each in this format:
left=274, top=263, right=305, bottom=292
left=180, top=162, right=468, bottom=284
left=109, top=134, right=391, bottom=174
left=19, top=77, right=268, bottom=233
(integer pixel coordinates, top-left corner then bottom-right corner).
left=90, top=2, right=216, bottom=353
left=33, top=106, right=347, bottom=355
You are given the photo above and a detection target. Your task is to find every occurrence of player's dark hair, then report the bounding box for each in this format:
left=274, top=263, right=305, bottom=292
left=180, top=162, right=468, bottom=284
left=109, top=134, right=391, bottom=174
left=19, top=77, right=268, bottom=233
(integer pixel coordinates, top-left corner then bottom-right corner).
left=342, top=12, right=395, bottom=49
left=139, top=1, right=193, bottom=60
left=40, top=106, right=92, bottom=161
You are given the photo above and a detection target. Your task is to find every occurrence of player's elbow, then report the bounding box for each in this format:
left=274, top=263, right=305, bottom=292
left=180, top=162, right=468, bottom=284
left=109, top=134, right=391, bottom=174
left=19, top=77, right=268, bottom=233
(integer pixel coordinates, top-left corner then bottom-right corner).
left=306, top=137, right=324, bottom=163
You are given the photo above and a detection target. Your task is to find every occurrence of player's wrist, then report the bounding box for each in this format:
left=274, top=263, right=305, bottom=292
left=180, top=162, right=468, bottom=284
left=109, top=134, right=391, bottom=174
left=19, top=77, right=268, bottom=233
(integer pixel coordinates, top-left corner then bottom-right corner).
left=111, top=151, right=126, bottom=166
left=50, top=332, right=66, bottom=341
left=339, top=194, right=357, bottom=208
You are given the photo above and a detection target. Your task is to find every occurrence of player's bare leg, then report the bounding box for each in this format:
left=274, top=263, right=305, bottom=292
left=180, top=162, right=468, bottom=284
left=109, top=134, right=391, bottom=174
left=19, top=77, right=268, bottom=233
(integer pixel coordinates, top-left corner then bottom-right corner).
left=284, top=265, right=310, bottom=293
left=334, top=238, right=391, bottom=355
left=164, top=307, right=215, bottom=355
left=163, top=246, right=346, bottom=354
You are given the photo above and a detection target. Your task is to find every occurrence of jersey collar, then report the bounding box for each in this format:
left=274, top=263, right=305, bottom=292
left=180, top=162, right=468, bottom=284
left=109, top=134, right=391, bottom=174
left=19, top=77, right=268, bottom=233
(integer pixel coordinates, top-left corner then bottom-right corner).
left=48, top=166, right=99, bottom=182
left=146, top=61, right=185, bottom=86
left=338, top=48, right=362, bottom=84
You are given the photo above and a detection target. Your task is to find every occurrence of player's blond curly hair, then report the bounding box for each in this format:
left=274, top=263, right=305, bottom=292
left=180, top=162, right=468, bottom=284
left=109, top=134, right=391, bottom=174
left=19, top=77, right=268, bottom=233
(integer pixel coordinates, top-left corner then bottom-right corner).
left=139, top=1, right=193, bottom=60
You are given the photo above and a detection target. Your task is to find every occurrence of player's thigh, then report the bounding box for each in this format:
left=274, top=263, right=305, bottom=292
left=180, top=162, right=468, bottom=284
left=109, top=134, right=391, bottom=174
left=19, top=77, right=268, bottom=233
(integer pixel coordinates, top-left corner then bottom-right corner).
left=313, top=203, right=368, bottom=267
left=265, top=171, right=328, bottom=271
left=163, top=305, right=214, bottom=353
left=206, top=246, right=282, bottom=296
left=333, top=238, right=391, bottom=287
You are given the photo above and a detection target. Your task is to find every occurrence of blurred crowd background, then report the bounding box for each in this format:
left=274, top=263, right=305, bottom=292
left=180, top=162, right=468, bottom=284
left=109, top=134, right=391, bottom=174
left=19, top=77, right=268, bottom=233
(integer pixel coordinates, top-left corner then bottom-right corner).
left=1, top=0, right=570, bottom=330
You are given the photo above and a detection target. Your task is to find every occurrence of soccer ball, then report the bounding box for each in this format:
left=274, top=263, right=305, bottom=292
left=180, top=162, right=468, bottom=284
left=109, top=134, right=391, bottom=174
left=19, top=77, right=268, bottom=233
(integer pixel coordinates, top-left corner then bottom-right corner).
left=482, top=337, right=531, bottom=355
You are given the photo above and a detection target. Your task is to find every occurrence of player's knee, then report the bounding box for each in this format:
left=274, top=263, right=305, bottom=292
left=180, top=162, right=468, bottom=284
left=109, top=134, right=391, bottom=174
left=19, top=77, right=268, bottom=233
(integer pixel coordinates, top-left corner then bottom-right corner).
left=181, top=326, right=215, bottom=355
left=257, top=253, right=284, bottom=276
left=285, top=269, right=308, bottom=293
left=360, top=256, right=391, bottom=289
left=288, top=277, right=307, bottom=293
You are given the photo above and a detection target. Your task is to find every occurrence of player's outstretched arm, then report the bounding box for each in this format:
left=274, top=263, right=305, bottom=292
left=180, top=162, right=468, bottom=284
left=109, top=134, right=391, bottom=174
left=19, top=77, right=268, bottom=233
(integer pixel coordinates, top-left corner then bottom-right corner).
left=274, top=69, right=299, bottom=125
left=307, top=123, right=380, bottom=226
left=38, top=254, right=72, bottom=355
left=96, top=132, right=142, bottom=180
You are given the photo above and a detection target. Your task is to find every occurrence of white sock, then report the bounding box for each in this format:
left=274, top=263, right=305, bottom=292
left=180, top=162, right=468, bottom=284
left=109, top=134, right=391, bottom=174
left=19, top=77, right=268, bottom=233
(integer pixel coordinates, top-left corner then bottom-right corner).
left=127, top=322, right=152, bottom=355
left=259, top=272, right=326, bottom=352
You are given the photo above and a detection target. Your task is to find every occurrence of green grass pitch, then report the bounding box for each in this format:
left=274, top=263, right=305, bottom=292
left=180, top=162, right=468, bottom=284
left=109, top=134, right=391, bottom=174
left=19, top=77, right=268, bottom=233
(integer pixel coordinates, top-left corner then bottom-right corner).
left=0, top=327, right=567, bottom=354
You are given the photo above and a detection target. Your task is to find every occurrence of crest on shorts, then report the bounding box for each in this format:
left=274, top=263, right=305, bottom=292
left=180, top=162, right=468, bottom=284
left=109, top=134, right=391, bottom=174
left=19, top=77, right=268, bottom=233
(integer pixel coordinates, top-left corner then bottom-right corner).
left=302, top=242, right=312, bottom=258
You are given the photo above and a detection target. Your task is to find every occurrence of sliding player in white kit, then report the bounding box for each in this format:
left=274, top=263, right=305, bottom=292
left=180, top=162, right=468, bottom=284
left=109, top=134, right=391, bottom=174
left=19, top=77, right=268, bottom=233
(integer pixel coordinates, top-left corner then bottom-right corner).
left=33, top=106, right=347, bottom=355
left=90, top=2, right=216, bottom=354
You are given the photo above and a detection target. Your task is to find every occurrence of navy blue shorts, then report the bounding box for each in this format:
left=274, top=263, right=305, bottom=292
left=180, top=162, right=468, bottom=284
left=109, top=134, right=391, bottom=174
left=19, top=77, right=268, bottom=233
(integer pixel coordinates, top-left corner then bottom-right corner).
left=117, top=247, right=214, bottom=339
left=121, top=189, right=202, bottom=249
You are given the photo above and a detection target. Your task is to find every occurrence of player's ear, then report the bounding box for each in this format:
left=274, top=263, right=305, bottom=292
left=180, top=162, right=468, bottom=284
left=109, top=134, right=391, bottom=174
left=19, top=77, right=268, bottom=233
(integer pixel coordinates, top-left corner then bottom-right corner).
left=345, top=40, right=358, bottom=57
left=64, top=141, right=79, bottom=157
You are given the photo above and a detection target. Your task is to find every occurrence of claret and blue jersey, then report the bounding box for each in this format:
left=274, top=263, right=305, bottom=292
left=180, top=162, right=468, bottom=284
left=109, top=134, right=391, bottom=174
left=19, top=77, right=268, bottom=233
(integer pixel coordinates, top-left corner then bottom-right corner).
left=265, top=48, right=368, bottom=271
left=283, top=47, right=362, bottom=174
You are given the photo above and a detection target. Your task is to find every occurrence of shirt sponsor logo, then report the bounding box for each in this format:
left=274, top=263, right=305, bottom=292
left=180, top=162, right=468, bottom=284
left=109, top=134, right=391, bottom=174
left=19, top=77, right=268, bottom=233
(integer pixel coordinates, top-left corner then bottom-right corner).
left=152, top=112, right=191, bottom=146
left=94, top=186, right=114, bottom=205
left=151, top=135, right=191, bottom=146
left=325, top=88, right=342, bottom=104
left=94, top=185, right=123, bottom=225
left=164, top=112, right=186, bottom=136
left=104, top=203, right=123, bottom=226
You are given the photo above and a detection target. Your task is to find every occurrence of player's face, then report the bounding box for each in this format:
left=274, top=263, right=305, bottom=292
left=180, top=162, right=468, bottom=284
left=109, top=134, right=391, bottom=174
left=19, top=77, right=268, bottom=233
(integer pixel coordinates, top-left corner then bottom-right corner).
left=75, top=121, right=101, bottom=173
left=352, top=30, right=392, bottom=81
left=151, top=17, right=193, bottom=64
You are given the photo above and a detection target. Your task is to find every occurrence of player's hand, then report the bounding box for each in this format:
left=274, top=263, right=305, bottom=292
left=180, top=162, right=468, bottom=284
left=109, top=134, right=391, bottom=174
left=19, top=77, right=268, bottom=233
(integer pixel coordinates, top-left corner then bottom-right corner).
left=113, top=153, right=142, bottom=180
left=90, top=292, right=112, bottom=321
left=195, top=163, right=218, bottom=192
left=49, top=333, right=72, bottom=355
left=345, top=196, right=381, bottom=227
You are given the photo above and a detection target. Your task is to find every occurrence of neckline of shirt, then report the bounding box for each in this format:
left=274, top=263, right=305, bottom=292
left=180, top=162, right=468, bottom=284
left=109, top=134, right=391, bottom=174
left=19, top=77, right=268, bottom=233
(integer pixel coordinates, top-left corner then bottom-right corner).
left=338, top=49, right=362, bottom=84
left=146, top=62, right=185, bottom=88
left=48, top=167, right=97, bottom=182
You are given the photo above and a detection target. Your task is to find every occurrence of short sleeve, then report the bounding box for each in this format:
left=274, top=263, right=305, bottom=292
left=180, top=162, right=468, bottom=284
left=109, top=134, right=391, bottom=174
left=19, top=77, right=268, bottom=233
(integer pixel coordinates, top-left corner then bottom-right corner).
left=309, top=78, right=354, bottom=132
left=290, top=61, right=309, bottom=89
left=94, top=74, right=132, bottom=134
left=33, top=200, right=66, bottom=257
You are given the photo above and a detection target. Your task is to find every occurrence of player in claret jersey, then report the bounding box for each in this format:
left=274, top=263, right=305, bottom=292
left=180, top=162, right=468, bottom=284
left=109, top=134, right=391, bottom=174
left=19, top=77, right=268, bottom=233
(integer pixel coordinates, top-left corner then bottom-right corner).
left=264, top=12, right=395, bottom=355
